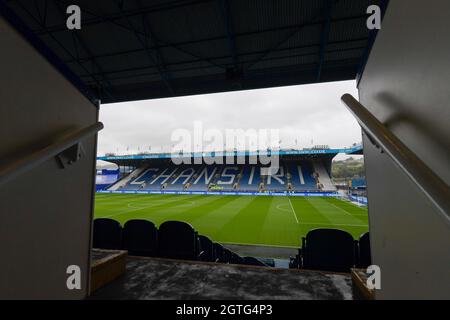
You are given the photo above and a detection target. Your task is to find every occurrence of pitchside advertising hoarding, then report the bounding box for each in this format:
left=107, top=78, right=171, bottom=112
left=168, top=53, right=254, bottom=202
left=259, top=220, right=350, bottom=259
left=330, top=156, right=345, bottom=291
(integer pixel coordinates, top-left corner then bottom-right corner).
left=97, top=190, right=340, bottom=197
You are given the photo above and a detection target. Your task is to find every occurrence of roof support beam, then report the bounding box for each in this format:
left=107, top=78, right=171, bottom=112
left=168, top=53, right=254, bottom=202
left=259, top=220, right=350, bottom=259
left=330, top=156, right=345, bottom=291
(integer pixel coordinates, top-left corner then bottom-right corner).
left=119, top=0, right=175, bottom=95
left=246, top=0, right=342, bottom=71
left=33, top=0, right=214, bottom=34
left=317, top=0, right=333, bottom=82
left=78, top=45, right=366, bottom=82
left=14, top=0, right=114, bottom=100
left=54, top=1, right=116, bottom=100
left=63, top=0, right=224, bottom=71
left=63, top=37, right=368, bottom=65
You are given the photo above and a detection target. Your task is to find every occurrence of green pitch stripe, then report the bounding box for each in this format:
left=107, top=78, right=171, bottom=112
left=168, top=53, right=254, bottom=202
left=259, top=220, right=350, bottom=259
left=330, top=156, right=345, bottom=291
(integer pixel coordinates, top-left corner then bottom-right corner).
left=93, top=194, right=369, bottom=247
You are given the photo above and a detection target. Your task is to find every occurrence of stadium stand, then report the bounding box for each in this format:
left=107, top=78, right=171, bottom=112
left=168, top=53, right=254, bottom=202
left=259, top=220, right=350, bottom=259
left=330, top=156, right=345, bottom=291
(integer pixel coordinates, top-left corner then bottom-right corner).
left=122, top=220, right=158, bottom=257
left=107, top=158, right=330, bottom=194
left=93, top=218, right=122, bottom=250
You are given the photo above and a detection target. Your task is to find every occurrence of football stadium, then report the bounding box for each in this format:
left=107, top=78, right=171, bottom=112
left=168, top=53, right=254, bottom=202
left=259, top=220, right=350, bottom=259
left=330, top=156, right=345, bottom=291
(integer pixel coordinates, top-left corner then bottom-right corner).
left=1, top=0, right=449, bottom=302
left=95, top=146, right=368, bottom=251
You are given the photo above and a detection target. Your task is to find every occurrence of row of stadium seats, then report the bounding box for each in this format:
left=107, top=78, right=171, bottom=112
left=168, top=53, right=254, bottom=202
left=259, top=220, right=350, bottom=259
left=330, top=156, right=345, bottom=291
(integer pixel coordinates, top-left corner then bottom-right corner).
left=93, top=218, right=268, bottom=267
left=289, top=229, right=371, bottom=272
left=113, top=161, right=329, bottom=192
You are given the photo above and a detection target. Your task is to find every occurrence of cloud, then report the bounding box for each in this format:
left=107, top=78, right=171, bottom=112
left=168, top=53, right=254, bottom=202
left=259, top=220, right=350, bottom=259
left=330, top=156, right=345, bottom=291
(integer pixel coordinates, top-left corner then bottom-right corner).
left=98, top=80, right=361, bottom=159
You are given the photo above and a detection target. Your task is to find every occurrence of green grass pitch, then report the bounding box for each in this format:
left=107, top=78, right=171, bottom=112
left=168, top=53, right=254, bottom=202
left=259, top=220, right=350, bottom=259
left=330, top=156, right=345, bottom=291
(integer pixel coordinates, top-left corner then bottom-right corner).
left=94, top=194, right=368, bottom=248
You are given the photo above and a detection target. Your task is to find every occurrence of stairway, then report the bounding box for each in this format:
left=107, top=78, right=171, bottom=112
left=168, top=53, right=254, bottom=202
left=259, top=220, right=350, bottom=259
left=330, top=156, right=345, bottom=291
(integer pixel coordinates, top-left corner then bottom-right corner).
left=312, top=161, right=336, bottom=191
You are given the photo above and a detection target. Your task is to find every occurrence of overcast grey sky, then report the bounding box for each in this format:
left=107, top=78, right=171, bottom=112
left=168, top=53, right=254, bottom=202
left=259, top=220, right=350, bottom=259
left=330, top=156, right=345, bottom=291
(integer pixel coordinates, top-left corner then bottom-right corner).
left=98, top=80, right=361, bottom=160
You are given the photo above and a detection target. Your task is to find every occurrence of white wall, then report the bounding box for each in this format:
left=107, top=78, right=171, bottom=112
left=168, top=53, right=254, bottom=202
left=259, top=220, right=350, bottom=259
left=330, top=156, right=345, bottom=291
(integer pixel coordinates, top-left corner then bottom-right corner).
left=358, top=0, right=450, bottom=299
left=0, top=18, right=97, bottom=299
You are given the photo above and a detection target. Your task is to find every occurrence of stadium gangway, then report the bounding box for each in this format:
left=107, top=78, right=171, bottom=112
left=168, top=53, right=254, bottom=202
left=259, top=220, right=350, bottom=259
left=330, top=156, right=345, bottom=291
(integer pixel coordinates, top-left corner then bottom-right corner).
left=341, top=94, right=450, bottom=226
left=0, top=122, right=104, bottom=187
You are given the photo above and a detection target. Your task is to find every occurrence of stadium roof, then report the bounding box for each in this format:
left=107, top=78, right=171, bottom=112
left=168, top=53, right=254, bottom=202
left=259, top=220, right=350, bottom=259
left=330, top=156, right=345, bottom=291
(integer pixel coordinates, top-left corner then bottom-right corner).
left=97, top=144, right=363, bottom=165
left=1, top=0, right=386, bottom=104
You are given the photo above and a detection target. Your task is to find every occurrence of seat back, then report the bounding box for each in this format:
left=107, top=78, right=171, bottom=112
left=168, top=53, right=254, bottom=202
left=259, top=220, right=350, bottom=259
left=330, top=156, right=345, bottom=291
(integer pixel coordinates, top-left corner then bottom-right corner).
left=302, top=228, right=356, bottom=272
left=122, top=219, right=158, bottom=256
left=243, top=256, right=267, bottom=267
left=358, top=232, right=372, bottom=268
left=222, top=248, right=232, bottom=263
left=230, top=253, right=242, bottom=264
left=198, top=235, right=215, bottom=262
left=93, top=218, right=122, bottom=250
left=213, top=243, right=225, bottom=263
left=158, top=221, right=198, bottom=260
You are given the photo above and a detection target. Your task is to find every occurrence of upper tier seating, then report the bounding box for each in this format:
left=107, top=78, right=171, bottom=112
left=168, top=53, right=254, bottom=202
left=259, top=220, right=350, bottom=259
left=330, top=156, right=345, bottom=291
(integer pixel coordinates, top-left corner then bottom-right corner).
left=93, top=218, right=122, bottom=250
left=122, top=219, right=158, bottom=257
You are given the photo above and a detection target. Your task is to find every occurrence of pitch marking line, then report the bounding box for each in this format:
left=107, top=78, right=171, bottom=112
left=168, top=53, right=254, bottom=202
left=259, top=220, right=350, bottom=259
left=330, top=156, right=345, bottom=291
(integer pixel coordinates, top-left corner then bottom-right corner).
left=288, top=197, right=299, bottom=224
left=327, top=202, right=353, bottom=217
left=275, top=204, right=291, bottom=213
left=103, top=198, right=196, bottom=218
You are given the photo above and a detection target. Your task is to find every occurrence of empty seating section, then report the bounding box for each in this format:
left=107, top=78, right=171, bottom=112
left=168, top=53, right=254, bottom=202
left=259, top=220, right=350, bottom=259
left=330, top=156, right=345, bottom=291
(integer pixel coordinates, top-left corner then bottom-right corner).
left=288, top=161, right=317, bottom=191
left=109, top=160, right=331, bottom=193
left=93, top=219, right=371, bottom=272
left=190, top=165, right=218, bottom=191
left=93, top=218, right=265, bottom=267
left=239, top=165, right=261, bottom=191
left=264, top=166, right=286, bottom=192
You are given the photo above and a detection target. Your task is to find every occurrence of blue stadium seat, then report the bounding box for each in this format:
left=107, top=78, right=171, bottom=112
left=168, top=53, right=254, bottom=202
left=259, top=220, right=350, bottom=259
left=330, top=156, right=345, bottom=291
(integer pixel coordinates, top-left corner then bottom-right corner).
left=358, top=232, right=372, bottom=268
left=157, top=221, right=199, bottom=261
left=288, top=161, right=318, bottom=191
left=240, top=166, right=261, bottom=191
left=302, top=229, right=356, bottom=272
left=93, top=218, right=122, bottom=250
left=122, top=219, right=158, bottom=257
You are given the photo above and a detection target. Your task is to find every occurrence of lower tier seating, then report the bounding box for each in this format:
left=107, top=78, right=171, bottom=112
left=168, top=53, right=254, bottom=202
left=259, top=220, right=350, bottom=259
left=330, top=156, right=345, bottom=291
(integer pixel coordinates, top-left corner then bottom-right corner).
left=93, top=218, right=269, bottom=268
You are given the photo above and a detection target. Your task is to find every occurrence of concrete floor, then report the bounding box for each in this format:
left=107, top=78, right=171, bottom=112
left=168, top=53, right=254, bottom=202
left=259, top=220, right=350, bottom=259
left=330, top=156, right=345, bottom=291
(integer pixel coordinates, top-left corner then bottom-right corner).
left=90, top=257, right=353, bottom=300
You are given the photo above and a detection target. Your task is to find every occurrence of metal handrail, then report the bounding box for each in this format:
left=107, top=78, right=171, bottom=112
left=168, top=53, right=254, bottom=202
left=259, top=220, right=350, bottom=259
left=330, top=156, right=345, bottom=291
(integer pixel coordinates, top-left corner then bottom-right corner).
left=341, top=94, right=450, bottom=224
left=0, top=122, right=104, bottom=187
